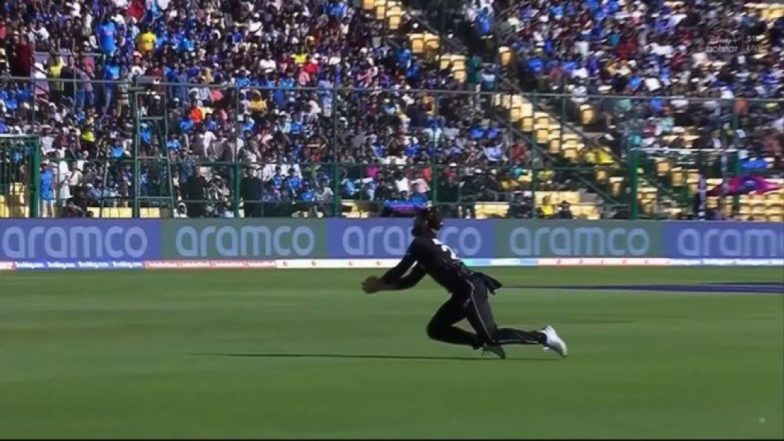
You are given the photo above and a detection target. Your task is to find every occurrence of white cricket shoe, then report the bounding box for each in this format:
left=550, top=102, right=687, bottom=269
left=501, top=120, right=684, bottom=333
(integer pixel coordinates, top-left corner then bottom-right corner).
left=540, top=325, right=568, bottom=358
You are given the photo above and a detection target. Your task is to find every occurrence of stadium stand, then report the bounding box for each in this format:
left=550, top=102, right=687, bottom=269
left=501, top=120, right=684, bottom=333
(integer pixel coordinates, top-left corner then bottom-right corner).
left=0, top=0, right=781, bottom=220
left=451, top=0, right=784, bottom=219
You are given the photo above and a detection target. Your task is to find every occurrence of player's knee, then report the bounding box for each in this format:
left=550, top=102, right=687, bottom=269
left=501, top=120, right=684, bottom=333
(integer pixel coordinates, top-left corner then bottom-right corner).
left=426, top=321, right=442, bottom=339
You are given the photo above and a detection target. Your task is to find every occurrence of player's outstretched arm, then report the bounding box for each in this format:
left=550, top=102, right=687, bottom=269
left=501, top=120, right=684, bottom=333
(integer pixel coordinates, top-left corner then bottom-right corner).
left=362, top=242, right=420, bottom=294
left=386, top=265, right=426, bottom=290
left=381, top=251, right=416, bottom=283
left=362, top=265, right=426, bottom=294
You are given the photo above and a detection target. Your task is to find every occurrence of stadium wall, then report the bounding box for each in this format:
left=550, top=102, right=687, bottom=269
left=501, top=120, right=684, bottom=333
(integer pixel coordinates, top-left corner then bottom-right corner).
left=0, top=219, right=781, bottom=271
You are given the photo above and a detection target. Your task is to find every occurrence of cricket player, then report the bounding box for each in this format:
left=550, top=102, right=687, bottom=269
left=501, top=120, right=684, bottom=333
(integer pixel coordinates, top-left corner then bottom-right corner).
left=361, top=207, right=567, bottom=359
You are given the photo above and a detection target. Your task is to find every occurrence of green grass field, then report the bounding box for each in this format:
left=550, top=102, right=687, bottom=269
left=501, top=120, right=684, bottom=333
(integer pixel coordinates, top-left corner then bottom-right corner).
left=0, top=267, right=782, bottom=439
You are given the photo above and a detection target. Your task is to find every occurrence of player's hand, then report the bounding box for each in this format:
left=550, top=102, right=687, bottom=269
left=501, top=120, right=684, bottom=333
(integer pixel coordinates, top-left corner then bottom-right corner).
left=361, top=276, right=383, bottom=294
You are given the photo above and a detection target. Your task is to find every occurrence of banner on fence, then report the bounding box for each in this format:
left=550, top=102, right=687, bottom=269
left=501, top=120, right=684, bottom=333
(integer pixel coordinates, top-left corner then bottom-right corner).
left=0, top=219, right=780, bottom=270
left=495, top=220, right=666, bottom=258
left=160, top=219, right=329, bottom=259
left=662, top=222, right=784, bottom=259
left=0, top=220, right=161, bottom=263
left=326, top=219, right=495, bottom=258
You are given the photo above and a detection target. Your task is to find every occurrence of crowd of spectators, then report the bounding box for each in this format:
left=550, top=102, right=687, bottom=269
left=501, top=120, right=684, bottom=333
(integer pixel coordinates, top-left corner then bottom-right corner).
left=481, top=0, right=783, bottom=171
left=0, top=0, right=550, bottom=218
left=3, top=0, right=780, bottom=219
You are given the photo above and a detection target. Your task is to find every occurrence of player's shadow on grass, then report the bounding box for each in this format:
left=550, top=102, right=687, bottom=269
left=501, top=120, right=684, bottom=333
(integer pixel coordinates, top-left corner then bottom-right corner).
left=193, top=352, right=556, bottom=362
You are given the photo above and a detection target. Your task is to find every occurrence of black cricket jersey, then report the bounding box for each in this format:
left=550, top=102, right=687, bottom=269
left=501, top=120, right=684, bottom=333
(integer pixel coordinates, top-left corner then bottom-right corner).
left=381, top=231, right=474, bottom=295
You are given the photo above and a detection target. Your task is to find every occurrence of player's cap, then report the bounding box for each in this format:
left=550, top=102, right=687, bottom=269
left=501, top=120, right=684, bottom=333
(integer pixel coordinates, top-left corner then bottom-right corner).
left=416, top=206, right=443, bottom=231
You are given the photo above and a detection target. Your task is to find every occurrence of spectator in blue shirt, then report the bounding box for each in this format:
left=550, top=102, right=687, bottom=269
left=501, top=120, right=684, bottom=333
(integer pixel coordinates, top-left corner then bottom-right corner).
left=167, top=136, right=181, bottom=152
left=300, top=182, right=316, bottom=202
left=475, top=8, right=493, bottom=37
left=409, top=183, right=428, bottom=205
left=40, top=161, right=56, bottom=217
left=286, top=169, right=302, bottom=194
left=97, top=19, right=118, bottom=56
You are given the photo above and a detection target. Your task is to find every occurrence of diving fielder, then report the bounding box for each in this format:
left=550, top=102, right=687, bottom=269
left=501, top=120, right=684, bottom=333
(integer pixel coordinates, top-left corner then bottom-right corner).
left=361, top=207, right=567, bottom=359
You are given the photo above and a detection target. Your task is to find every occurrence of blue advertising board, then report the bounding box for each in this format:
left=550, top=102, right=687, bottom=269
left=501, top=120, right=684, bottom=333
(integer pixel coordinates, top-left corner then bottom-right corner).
left=0, top=220, right=161, bottom=270
left=0, top=219, right=780, bottom=270
left=326, top=219, right=496, bottom=258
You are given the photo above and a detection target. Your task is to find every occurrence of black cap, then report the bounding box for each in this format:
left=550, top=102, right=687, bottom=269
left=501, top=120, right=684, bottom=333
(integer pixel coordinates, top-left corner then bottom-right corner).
left=417, top=206, right=443, bottom=231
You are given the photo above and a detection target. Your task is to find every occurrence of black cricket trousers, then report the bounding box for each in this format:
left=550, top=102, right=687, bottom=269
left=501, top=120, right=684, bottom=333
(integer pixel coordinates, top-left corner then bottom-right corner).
left=425, top=274, right=543, bottom=348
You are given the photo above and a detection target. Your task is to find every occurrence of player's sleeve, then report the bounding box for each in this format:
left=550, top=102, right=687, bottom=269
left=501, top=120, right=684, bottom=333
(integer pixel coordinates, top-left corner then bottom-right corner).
left=392, top=264, right=427, bottom=290
left=380, top=241, right=418, bottom=284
